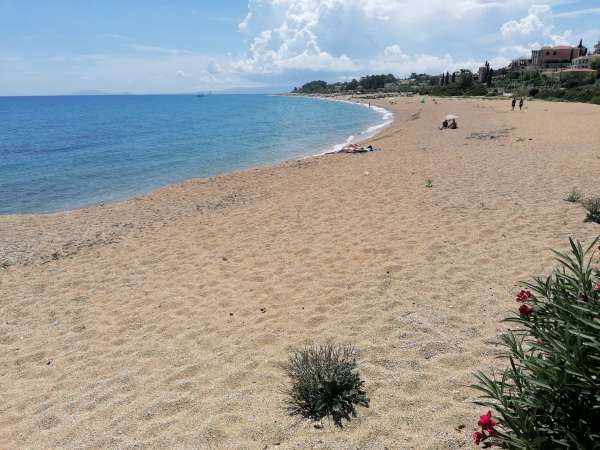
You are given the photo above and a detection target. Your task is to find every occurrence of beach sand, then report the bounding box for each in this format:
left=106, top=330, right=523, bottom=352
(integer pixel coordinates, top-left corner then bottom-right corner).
left=1, top=97, right=599, bottom=449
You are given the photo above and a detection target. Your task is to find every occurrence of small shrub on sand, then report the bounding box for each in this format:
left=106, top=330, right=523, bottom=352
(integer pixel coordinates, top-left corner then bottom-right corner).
left=471, top=237, right=600, bottom=448
left=582, top=196, right=600, bottom=223
left=425, top=179, right=433, bottom=188
left=283, top=343, right=369, bottom=427
left=563, top=188, right=583, bottom=203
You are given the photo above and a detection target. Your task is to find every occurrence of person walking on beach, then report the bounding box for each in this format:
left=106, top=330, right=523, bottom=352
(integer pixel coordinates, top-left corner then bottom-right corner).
left=511, top=98, right=516, bottom=111
left=519, top=98, right=524, bottom=111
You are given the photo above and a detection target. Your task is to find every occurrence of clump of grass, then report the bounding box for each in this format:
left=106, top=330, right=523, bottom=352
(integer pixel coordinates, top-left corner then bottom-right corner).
left=425, top=179, right=433, bottom=188
left=582, top=196, right=600, bottom=223
left=282, top=343, right=369, bottom=427
left=564, top=188, right=583, bottom=203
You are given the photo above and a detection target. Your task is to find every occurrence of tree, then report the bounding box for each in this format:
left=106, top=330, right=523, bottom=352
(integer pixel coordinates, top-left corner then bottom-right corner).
left=298, top=80, right=328, bottom=93
left=486, top=68, right=494, bottom=88
left=458, top=69, right=473, bottom=90
left=347, top=78, right=359, bottom=90
left=591, top=58, right=600, bottom=76
left=445, top=72, right=450, bottom=85
left=451, top=72, right=456, bottom=83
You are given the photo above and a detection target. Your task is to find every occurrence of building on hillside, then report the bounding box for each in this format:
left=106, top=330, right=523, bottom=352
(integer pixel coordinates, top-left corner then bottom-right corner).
left=531, top=45, right=584, bottom=69
left=594, top=41, right=600, bottom=54
left=542, top=68, right=597, bottom=84
left=508, top=57, right=532, bottom=72
left=572, top=53, right=600, bottom=69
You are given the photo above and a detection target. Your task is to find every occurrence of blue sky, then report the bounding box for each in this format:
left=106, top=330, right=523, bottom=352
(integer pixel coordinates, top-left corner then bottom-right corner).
left=1, top=0, right=599, bottom=95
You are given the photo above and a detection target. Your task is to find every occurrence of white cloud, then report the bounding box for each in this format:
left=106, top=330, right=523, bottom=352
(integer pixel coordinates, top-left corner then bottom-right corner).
left=497, top=4, right=593, bottom=59
left=129, top=44, right=193, bottom=55
left=236, top=0, right=566, bottom=76
left=555, top=7, right=600, bottom=19
left=501, top=5, right=553, bottom=39
left=369, top=45, right=484, bottom=75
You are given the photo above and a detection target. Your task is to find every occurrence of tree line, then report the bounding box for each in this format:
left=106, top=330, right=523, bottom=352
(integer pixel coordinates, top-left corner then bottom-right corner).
left=292, top=74, right=399, bottom=94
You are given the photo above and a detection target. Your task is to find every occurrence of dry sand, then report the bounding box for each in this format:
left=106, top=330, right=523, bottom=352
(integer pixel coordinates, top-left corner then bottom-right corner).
left=1, top=97, right=599, bottom=449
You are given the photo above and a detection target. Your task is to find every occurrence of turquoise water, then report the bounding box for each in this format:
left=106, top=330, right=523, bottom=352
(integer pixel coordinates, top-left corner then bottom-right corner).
left=0, top=94, right=388, bottom=214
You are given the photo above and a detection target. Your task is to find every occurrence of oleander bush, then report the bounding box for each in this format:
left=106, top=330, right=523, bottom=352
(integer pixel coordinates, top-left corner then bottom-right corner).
left=564, top=188, right=583, bottom=203
left=471, top=237, right=600, bottom=449
left=583, top=197, right=600, bottom=224
left=283, top=343, right=369, bottom=427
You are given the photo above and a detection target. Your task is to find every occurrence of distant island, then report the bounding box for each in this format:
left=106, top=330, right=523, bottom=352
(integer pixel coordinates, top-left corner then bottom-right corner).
left=292, top=40, right=600, bottom=105
left=70, top=90, right=135, bottom=96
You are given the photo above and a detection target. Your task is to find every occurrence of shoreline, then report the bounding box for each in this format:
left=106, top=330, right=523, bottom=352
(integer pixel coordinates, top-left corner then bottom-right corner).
left=0, top=95, right=393, bottom=218
left=302, top=95, right=394, bottom=155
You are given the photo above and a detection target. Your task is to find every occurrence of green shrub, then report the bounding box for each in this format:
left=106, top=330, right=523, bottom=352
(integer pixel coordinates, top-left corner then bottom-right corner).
left=564, top=188, right=583, bottom=203
left=468, top=85, right=488, bottom=96
left=591, top=96, right=600, bottom=105
left=283, top=343, right=369, bottom=427
left=537, top=88, right=565, bottom=100
left=471, top=238, right=600, bottom=448
left=528, top=87, right=539, bottom=97
left=583, top=197, right=600, bottom=223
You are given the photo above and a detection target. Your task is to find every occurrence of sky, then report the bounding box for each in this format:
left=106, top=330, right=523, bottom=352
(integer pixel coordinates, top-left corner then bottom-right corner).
left=0, top=0, right=599, bottom=95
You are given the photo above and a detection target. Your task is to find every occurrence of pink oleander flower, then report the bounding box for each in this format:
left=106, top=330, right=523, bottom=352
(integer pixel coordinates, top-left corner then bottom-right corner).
left=595, top=283, right=600, bottom=291
left=516, top=290, right=532, bottom=302
left=472, top=431, right=483, bottom=445
left=519, top=304, right=533, bottom=317
left=478, top=411, right=497, bottom=430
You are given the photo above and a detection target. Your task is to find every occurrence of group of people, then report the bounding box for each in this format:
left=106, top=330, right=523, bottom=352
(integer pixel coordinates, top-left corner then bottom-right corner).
left=512, top=98, right=524, bottom=111
left=441, top=118, right=458, bottom=130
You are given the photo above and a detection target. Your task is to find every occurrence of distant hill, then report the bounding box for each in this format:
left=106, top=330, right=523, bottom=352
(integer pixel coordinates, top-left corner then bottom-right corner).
left=70, top=90, right=134, bottom=96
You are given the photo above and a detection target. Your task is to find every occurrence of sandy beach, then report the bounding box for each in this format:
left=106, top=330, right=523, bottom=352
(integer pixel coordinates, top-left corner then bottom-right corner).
left=1, top=96, right=599, bottom=449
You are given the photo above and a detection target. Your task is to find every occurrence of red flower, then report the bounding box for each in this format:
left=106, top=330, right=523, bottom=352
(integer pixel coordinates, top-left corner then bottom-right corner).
left=472, top=431, right=483, bottom=445
left=478, top=410, right=497, bottom=430
left=595, top=283, right=600, bottom=291
left=519, top=304, right=533, bottom=317
left=516, top=290, right=532, bottom=302
left=487, top=427, right=497, bottom=437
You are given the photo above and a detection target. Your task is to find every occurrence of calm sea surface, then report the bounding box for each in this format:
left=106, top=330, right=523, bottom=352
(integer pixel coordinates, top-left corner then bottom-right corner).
left=0, top=94, right=388, bottom=214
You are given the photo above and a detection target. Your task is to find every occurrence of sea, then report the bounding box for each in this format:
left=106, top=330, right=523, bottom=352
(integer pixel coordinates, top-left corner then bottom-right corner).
left=0, top=94, right=391, bottom=215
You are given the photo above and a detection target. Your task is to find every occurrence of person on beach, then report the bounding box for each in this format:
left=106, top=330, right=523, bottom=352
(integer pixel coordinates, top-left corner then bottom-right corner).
left=519, top=98, right=524, bottom=111
left=441, top=119, right=449, bottom=130
left=512, top=98, right=516, bottom=111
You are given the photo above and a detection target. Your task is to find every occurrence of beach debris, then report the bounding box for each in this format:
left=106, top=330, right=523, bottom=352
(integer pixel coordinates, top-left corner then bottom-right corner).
left=337, top=144, right=380, bottom=154
left=465, top=128, right=513, bottom=140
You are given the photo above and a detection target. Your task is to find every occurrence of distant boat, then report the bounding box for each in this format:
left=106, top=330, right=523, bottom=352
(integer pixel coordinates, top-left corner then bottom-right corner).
left=196, top=91, right=212, bottom=98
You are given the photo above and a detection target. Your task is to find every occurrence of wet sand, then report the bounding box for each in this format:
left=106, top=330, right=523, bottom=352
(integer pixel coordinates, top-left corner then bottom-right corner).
left=1, top=97, right=599, bottom=449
